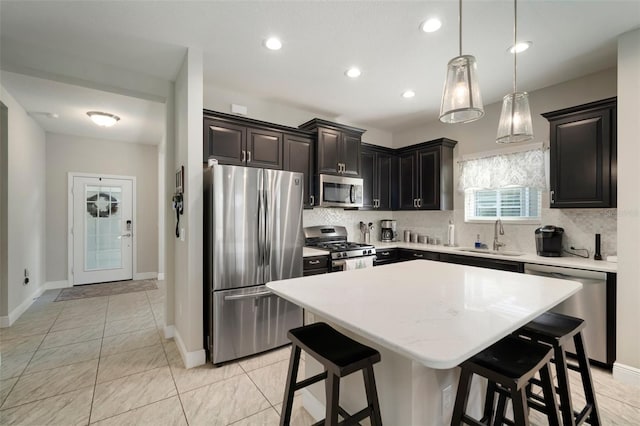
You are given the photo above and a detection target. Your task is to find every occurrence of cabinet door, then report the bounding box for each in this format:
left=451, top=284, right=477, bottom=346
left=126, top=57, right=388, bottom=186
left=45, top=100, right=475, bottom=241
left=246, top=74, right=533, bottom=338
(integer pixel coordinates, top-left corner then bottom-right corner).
left=317, top=128, right=341, bottom=174
left=342, top=133, right=361, bottom=177
left=550, top=108, right=612, bottom=208
left=417, top=148, right=440, bottom=209
left=377, top=152, right=393, bottom=210
left=439, top=253, right=524, bottom=273
left=247, top=128, right=283, bottom=170
left=203, top=118, right=246, bottom=166
left=398, top=249, right=439, bottom=261
left=284, top=135, right=314, bottom=207
left=360, top=149, right=376, bottom=210
left=398, top=152, right=417, bottom=209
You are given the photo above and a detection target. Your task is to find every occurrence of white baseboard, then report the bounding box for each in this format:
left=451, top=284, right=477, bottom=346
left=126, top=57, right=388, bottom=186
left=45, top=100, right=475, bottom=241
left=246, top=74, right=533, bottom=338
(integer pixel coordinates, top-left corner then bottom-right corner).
left=134, top=272, right=158, bottom=280
left=0, top=285, right=45, bottom=328
left=174, top=328, right=206, bottom=369
left=613, top=362, right=640, bottom=387
left=301, top=389, right=325, bottom=422
left=164, top=324, right=175, bottom=339
left=157, top=272, right=165, bottom=280
left=44, top=280, right=71, bottom=290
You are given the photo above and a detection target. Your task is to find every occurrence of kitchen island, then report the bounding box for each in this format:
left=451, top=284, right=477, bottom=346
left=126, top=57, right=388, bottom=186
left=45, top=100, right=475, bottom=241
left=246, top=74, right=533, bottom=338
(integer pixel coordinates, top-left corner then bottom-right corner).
left=267, top=260, right=582, bottom=425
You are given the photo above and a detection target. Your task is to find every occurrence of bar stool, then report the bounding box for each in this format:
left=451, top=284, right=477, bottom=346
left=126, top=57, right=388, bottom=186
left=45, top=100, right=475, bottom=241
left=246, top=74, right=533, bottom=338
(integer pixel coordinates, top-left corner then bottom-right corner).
left=280, top=322, right=383, bottom=426
left=516, top=311, right=601, bottom=425
left=451, top=335, right=560, bottom=426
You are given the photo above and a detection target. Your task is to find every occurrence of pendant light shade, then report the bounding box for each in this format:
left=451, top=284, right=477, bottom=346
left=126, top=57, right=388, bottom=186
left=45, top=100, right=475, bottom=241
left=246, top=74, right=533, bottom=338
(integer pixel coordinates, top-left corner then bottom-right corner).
left=496, top=0, right=533, bottom=143
left=496, top=92, right=533, bottom=143
left=439, top=55, right=484, bottom=123
left=439, top=0, right=484, bottom=124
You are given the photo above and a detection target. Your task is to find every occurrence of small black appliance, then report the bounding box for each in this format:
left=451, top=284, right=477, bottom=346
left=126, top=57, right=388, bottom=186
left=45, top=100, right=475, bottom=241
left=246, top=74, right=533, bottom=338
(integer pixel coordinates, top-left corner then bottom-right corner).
left=535, top=225, right=564, bottom=257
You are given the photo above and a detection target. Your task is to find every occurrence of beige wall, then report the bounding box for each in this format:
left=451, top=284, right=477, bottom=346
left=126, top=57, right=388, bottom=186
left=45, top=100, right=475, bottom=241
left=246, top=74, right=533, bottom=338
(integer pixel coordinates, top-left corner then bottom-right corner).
left=173, top=48, right=205, bottom=367
left=0, top=85, right=46, bottom=321
left=45, top=133, right=159, bottom=282
left=616, top=29, right=640, bottom=377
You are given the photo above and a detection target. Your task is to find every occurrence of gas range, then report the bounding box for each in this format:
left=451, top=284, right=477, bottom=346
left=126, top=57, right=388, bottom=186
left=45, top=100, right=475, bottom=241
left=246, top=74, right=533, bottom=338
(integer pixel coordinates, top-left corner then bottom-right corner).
left=304, top=226, right=376, bottom=260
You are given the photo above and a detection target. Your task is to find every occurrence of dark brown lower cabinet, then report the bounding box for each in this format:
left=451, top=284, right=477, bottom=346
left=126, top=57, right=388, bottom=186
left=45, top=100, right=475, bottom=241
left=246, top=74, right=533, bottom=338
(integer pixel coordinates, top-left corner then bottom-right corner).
left=438, top=253, right=524, bottom=273
left=303, top=256, right=329, bottom=276
left=374, top=249, right=398, bottom=266
left=398, top=249, right=439, bottom=261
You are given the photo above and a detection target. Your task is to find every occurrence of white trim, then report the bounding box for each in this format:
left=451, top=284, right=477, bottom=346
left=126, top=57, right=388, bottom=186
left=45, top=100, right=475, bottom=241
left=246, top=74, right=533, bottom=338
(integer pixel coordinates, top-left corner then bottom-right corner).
left=68, top=172, right=137, bottom=285
left=44, top=280, right=71, bottom=290
left=301, top=389, right=325, bottom=422
left=157, top=272, right=165, bottom=280
left=459, top=141, right=546, bottom=163
left=133, top=272, right=158, bottom=280
left=0, top=285, right=45, bottom=328
left=173, top=328, right=206, bottom=369
left=163, top=324, right=175, bottom=339
left=613, top=362, right=640, bottom=387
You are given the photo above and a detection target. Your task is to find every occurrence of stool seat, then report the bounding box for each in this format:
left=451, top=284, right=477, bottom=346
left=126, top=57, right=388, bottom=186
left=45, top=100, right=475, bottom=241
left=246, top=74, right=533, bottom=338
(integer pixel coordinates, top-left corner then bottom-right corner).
left=280, top=322, right=383, bottom=426
left=289, top=322, right=380, bottom=372
left=472, top=335, right=555, bottom=382
left=452, top=335, right=560, bottom=425
left=521, top=311, right=585, bottom=346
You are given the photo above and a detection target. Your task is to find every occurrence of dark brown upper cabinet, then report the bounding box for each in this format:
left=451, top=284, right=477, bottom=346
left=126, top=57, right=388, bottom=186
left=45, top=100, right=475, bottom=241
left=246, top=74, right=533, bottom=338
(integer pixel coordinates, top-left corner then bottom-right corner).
left=284, top=134, right=315, bottom=208
left=361, top=143, right=396, bottom=210
left=299, top=119, right=365, bottom=177
left=397, top=138, right=457, bottom=210
left=203, top=111, right=290, bottom=170
left=542, top=97, right=617, bottom=208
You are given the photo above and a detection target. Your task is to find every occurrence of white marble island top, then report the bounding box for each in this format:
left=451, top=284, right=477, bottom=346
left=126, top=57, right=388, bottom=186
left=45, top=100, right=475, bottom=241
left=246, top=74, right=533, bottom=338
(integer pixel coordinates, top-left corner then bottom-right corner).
left=268, top=260, right=582, bottom=369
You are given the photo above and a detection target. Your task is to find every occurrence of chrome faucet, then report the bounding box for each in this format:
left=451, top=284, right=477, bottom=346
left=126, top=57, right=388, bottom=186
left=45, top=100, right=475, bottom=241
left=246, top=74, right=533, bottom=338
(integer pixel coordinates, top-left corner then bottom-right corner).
left=493, top=219, right=505, bottom=251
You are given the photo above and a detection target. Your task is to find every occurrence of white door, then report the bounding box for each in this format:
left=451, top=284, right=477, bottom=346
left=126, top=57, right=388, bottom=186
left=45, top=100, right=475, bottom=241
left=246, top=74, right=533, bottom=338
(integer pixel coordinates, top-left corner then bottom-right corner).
left=73, top=176, right=133, bottom=285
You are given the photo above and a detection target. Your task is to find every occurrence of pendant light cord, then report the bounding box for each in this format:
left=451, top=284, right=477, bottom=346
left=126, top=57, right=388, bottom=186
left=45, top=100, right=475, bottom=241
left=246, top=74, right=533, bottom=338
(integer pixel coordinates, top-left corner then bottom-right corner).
left=513, top=0, right=518, bottom=94
left=459, top=0, right=462, bottom=56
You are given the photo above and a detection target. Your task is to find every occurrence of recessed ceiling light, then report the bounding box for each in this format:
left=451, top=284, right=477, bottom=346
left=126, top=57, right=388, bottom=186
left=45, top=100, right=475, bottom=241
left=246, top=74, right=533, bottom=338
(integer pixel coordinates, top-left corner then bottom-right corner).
left=345, top=67, right=361, bottom=78
left=509, top=41, right=532, bottom=54
left=87, top=111, right=120, bottom=127
left=402, top=90, right=416, bottom=99
left=421, top=18, right=442, bottom=33
left=264, top=37, right=282, bottom=50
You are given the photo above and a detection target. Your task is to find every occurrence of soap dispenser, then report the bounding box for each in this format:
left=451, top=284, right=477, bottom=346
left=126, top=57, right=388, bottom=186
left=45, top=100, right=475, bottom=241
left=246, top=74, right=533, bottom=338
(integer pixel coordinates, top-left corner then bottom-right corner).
left=474, top=234, right=482, bottom=249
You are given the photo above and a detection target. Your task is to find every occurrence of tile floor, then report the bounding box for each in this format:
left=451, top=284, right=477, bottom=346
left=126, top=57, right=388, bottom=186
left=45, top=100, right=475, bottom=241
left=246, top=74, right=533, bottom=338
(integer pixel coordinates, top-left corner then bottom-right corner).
left=1, top=283, right=639, bottom=425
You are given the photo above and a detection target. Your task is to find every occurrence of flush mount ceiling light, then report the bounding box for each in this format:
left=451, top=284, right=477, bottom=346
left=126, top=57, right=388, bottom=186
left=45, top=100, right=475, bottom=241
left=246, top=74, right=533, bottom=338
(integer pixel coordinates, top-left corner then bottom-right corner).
left=345, top=67, right=361, bottom=78
left=264, top=37, right=282, bottom=51
left=402, top=90, right=416, bottom=99
left=496, top=0, right=534, bottom=143
left=509, top=41, right=532, bottom=54
left=87, top=111, right=120, bottom=127
left=439, top=0, right=484, bottom=124
left=421, top=18, right=442, bottom=33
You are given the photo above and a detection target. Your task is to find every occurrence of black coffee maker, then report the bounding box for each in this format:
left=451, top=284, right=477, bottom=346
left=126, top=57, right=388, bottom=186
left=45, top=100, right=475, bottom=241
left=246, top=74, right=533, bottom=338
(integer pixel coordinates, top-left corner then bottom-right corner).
left=535, top=225, right=564, bottom=257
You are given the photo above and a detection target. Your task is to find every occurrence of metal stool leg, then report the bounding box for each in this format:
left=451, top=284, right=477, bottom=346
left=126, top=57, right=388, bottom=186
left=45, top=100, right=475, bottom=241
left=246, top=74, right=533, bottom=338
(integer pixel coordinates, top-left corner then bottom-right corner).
left=280, top=345, right=302, bottom=426
left=574, top=333, right=601, bottom=425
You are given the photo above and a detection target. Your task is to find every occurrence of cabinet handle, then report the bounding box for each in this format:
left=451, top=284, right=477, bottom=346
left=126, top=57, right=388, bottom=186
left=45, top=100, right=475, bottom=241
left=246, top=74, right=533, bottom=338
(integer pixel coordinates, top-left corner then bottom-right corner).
left=550, top=190, right=555, bottom=204
left=308, top=260, right=320, bottom=265
left=413, top=199, right=417, bottom=208
left=247, top=151, right=251, bottom=162
left=417, top=199, right=422, bottom=208
left=241, top=150, right=246, bottom=162
left=341, top=163, right=345, bottom=173
left=381, top=251, right=390, bottom=256
left=310, top=195, right=315, bottom=206
left=413, top=253, right=424, bottom=258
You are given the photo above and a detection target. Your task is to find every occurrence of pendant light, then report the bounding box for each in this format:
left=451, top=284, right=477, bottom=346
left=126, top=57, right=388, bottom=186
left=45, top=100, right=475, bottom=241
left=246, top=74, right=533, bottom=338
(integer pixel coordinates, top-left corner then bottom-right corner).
left=439, top=0, right=484, bottom=124
left=496, top=0, right=533, bottom=143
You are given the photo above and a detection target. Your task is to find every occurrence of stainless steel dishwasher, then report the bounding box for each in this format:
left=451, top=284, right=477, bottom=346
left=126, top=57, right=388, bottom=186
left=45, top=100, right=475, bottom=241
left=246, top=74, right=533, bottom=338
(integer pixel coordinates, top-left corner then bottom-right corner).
left=524, top=264, right=610, bottom=366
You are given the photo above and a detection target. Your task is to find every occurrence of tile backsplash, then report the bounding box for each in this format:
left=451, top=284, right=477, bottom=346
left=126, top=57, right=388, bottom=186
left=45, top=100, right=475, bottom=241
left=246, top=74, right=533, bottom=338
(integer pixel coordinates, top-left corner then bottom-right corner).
left=303, top=208, right=617, bottom=258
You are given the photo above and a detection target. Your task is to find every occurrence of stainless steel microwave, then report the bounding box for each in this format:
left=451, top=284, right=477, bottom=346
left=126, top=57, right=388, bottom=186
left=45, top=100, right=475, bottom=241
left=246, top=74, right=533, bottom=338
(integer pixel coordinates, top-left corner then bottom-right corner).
left=317, top=174, right=363, bottom=208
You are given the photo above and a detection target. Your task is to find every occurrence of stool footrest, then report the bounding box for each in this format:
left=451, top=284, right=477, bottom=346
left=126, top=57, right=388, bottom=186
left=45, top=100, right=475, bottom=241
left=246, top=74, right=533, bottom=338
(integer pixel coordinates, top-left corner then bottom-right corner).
left=575, top=404, right=593, bottom=425
left=293, top=371, right=328, bottom=391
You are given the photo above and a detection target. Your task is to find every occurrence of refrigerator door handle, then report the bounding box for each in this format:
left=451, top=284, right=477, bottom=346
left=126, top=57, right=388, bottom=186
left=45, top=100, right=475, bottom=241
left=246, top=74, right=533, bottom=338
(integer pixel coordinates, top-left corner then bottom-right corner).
left=264, top=190, right=271, bottom=266
left=224, top=291, right=273, bottom=301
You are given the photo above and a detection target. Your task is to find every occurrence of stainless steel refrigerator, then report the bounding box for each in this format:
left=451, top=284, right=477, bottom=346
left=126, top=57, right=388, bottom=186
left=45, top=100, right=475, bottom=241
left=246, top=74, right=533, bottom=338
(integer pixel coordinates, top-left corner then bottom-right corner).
left=204, top=164, right=304, bottom=365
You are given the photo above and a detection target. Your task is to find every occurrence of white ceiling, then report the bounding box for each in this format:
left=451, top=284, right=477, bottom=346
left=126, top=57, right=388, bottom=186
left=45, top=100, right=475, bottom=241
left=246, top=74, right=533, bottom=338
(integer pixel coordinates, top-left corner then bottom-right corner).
left=1, top=0, right=639, bottom=137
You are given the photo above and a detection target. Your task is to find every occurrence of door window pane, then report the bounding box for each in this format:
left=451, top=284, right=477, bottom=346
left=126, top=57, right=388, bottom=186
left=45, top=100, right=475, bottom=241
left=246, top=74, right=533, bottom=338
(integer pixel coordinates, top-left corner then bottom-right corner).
left=84, top=185, right=122, bottom=270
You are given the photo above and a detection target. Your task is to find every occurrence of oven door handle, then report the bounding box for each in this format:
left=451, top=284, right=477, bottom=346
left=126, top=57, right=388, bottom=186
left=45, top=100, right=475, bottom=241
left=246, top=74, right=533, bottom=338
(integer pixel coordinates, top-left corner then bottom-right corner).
left=349, top=185, right=355, bottom=203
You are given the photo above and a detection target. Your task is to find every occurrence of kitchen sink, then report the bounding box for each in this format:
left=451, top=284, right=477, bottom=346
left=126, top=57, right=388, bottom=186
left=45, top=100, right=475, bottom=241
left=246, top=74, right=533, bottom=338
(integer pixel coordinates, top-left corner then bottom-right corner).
left=456, top=248, right=525, bottom=257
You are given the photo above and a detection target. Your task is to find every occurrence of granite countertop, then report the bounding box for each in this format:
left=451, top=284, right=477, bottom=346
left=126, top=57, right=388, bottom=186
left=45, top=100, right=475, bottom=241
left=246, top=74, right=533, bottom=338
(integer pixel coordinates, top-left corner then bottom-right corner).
left=303, top=241, right=616, bottom=273
left=268, top=260, right=582, bottom=369
left=372, top=241, right=617, bottom=273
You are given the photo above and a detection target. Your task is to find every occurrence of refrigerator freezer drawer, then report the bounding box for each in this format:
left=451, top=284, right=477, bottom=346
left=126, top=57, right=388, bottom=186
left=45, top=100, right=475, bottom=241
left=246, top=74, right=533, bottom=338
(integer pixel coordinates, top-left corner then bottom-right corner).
left=212, top=285, right=302, bottom=364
